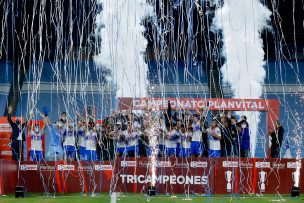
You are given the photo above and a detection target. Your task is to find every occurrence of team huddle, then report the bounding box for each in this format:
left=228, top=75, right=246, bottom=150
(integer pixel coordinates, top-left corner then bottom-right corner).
left=24, top=106, right=257, bottom=162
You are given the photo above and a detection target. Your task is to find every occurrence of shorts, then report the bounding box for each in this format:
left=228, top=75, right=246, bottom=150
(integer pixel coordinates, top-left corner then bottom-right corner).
left=126, top=145, right=139, bottom=157
left=180, top=148, right=191, bottom=157
left=176, top=143, right=181, bottom=157
left=190, top=141, right=201, bottom=156
left=158, top=144, right=165, bottom=156
left=165, top=147, right=176, bottom=157
left=85, top=150, right=98, bottom=161
left=208, top=149, right=221, bottom=157
left=30, top=150, right=43, bottom=161
left=63, top=145, right=76, bottom=159
left=116, top=147, right=126, bottom=156
left=47, top=145, right=63, bottom=161
left=79, top=146, right=86, bottom=160
left=146, top=146, right=152, bottom=156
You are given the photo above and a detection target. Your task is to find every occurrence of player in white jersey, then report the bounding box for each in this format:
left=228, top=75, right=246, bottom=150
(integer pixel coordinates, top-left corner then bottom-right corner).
left=85, top=125, right=98, bottom=161
left=207, top=120, right=222, bottom=157
left=77, top=121, right=86, bottom=161
left=191, top=114, right=202, bottom=157
left=115, top=122, right=127, bottom=157
left=28, top=116, right=46, bottom=161
left=62, top=122, right=76, bottom=161
left=124, top=122, right=140, bottom=157
left=165, top=124, right=178, bottom=157
left=180, top=124, right=192, bottom=157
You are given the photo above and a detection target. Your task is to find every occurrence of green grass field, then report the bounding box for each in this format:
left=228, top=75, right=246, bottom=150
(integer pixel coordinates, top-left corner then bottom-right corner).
left=0, top=193, right=302, bottom=203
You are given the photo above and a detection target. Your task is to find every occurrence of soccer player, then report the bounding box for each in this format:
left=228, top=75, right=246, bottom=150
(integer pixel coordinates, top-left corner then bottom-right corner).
left=125, top=122, right=141, bottom=157
left=77, top=121, right=86, bottom=161
left=180, top=124, right=192, bottom=157
left=191, top=114, right=202, bottom=157
left=62, top=122, right=76, bottom=161
left=59, top=112, right=67, bottom=124
left=85, top=125, right=98, bottom=161
left=208, top=120, right=222, bottom=157
left=115, top=121, right=126, bottom=157
left=45, top=117, right=64, bottom=161
left=28, top=117, right=46, bottom=161
left=165, top=124, right=178, bottom=157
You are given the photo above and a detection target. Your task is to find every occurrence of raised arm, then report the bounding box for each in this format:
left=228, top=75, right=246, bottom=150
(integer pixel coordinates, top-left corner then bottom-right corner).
left=7, top=106, right=14, bottom=126
left=41, top=115, right=47, bottom=133
left=27, top=111, right=34, bottom=134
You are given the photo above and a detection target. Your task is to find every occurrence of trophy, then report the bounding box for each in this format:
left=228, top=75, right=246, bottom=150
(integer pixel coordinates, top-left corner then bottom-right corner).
left=225, top=171, right=233, bottom=192
left=292, top=171, right=300, bottom=187
left=259, top=171, right=267, bottom=192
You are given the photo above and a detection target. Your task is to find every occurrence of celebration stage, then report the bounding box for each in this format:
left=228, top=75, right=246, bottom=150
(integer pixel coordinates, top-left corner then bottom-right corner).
left=0, top=158, right=302, bottom=195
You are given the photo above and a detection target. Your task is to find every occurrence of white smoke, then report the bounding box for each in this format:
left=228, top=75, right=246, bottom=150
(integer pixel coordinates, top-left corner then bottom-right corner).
left=213, top=0, right=271, bottom=157
left=95, top=0, right=154, bottom=98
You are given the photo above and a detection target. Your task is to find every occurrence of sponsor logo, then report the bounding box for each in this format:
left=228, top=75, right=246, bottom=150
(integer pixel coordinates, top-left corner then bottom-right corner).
left=138, top=161, right=149, bottom=167
left=156, top=161, right=171, bottom=167
left=1, top=151, right=12, bottom=155
left=287, top=162, right=302, bottom=169
left=78, top=165, right=93, bottom=171
left=255, top=162, right=270, bottom=168
left=121, top=161, right=136, bottom=167
left=57, top=164, right=75, bottom=171
left=94, top=165, right=112, bottom=171
left=137, top=161, right=172, bottom=168
left=239, top=161, right=253, bottom=168
left=223, top=161, right=238, bottom=168
left=175, top=162, right=190, bottom=168
left=191, top=161, right=208, bottom=168
left=20, top=164, right=38, bottom=171
left=39, top=165, right=56, bottom=171
left=272, top=162, right=285, bottom=169
left=0, top=124, right=12, bottom=132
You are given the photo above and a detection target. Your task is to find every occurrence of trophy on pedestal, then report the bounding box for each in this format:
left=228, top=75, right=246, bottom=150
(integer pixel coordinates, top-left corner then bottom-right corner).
left=259, top=171, right=267, bottom=192
left=225, top=170, right=233, bottom=192
left=291, top=171, right=300, bottom=197
left=292, top=171, right=300, bottom=187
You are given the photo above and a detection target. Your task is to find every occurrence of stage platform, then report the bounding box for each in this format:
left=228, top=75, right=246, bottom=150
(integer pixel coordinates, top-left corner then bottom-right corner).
left=0, top=158, right=302, bottom=195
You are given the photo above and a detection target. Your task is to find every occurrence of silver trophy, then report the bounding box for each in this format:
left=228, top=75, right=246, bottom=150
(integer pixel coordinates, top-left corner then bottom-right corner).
left=292, top=171, right=300, bottom=187
left=225, top=170, right=233, bottom=192
left=259, top=171, right=267, bottom=192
